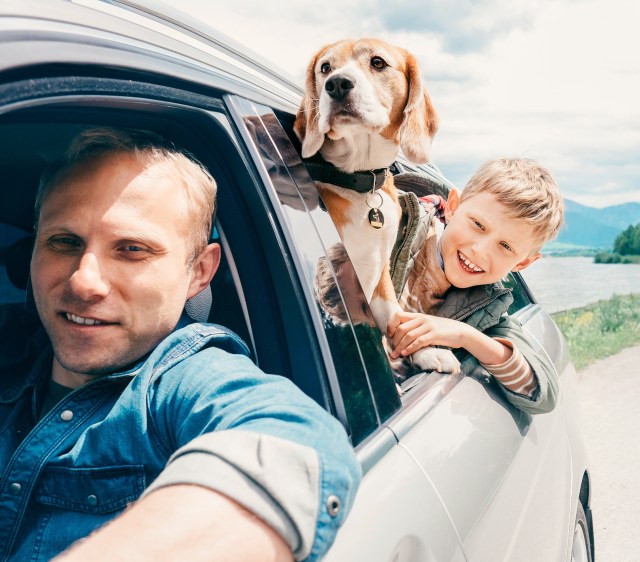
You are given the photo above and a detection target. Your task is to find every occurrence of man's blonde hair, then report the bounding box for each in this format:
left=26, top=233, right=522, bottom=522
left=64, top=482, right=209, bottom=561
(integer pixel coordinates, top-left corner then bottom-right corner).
left=36, top=127, right=216, bottom=266
left=461, top=158, right=564, bottom=253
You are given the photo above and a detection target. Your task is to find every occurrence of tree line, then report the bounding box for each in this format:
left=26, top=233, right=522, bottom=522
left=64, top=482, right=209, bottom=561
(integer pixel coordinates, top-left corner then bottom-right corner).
left=614, top=223, right=640, bottom=255
left=594, top=223, right=640, bottom=263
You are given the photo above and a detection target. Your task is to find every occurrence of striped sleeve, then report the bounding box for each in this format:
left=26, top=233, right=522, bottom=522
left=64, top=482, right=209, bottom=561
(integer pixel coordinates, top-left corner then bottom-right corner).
left=480, top=337, right=538, bottom=398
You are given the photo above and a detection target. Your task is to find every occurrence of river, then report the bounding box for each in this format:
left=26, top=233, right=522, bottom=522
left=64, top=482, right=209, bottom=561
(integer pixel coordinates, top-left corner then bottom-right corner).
left=519, top=256, right=640, bottom=313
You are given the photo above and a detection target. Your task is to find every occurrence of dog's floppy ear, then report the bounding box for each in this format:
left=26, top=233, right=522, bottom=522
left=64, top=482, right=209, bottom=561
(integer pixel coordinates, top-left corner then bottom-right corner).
left=294, top=53, right=326, bottom=158
left=399, top=53, right=439, bottom=164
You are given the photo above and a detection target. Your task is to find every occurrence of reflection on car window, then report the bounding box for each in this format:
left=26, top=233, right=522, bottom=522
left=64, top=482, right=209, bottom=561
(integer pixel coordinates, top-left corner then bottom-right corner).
left=503, top=272, right=534, bottom=314
left=234, top=101, right=400, bottom=445
left=315, top=241, right=400, bottom=444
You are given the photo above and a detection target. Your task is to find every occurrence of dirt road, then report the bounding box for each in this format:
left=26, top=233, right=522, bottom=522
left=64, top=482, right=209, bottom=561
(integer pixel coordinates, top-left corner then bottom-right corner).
left=577, top=344, right=640, bottom=562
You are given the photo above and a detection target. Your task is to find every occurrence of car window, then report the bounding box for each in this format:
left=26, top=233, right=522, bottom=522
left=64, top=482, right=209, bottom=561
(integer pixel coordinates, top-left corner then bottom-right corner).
left=229, top=98, right=401, bottom=445
left=503, top=272, right=535, bottom=315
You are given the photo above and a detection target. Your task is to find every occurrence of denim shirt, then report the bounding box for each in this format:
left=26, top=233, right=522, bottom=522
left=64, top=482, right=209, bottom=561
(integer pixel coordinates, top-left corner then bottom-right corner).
left=0, top=307, right=361, bottom=561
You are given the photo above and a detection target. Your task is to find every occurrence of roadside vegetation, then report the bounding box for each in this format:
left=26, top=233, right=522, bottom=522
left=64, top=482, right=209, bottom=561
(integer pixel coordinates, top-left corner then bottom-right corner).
left=552, top=293, right=640, bottom=370
left=593, top=252, right=640, bottom=264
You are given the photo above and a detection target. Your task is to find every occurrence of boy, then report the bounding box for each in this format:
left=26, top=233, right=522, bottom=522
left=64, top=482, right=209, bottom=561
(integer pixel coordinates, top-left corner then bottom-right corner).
left=388, top=158, right=564, bottom=414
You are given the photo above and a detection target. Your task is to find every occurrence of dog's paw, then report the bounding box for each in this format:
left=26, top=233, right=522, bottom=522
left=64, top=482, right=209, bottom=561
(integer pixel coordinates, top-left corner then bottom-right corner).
left=411, top=347, right=461, bottom=374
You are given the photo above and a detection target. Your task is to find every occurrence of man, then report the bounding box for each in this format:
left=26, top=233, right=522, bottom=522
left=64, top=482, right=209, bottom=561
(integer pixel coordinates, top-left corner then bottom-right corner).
left=0, top=128, right=360, bottom=561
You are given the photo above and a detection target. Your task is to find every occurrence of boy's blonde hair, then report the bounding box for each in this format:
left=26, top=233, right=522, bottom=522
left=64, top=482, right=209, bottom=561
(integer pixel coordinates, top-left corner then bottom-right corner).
left=461, top=158, right=564, bottom=253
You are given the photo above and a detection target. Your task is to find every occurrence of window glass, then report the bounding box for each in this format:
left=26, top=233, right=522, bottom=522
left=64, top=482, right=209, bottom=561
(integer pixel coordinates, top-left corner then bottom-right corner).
left=502, top=272, right=534, bottom=315
left=230, top=99, right=400, bottom=445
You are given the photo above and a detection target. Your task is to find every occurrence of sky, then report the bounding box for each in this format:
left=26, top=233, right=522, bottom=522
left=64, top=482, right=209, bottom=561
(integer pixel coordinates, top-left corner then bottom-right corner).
left=177, top=0, right=640, bottom=208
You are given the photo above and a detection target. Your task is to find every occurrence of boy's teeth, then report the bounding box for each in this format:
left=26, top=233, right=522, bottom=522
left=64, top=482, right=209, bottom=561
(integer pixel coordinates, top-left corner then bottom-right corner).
left=66, top=313, right=102, bottom=326
left=459, top=252, right=483, bottom=273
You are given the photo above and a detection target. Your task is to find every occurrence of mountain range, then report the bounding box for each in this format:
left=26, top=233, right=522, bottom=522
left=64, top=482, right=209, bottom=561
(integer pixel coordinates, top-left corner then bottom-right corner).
left=550, top=199, right=640, bottom=251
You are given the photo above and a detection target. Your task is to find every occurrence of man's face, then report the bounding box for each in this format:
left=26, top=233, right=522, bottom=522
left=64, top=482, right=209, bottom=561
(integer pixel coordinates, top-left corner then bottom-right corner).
left=440, top=191, right=541, bottom=289
left=31, top=153, right=216, bottom=384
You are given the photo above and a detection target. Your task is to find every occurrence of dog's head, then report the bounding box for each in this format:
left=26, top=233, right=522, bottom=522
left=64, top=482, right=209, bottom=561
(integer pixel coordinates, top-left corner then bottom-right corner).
left=294, top=38, right=439, bottom=167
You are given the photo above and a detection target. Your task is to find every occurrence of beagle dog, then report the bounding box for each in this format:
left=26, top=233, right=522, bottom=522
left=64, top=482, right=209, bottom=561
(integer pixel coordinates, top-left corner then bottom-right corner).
left=295, top=37, right=460, bottom=374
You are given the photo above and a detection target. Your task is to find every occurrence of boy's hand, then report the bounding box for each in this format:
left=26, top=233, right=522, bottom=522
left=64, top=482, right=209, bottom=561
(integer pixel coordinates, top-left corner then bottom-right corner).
left=387, top=311, right=469, bottom=359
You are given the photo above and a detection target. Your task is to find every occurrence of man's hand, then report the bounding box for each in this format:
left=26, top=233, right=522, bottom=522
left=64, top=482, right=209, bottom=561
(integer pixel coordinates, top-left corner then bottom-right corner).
left=53, top=484, right=293, bottom=562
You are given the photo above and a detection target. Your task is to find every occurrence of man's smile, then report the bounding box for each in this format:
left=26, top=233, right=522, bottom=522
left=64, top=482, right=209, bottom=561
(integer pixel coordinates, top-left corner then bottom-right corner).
left=62, top=312, right=116, bottom=326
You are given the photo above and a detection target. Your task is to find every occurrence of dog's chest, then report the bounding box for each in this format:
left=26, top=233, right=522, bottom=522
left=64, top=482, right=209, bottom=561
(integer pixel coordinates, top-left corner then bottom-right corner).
left=318, top=182, right=400, bottom=235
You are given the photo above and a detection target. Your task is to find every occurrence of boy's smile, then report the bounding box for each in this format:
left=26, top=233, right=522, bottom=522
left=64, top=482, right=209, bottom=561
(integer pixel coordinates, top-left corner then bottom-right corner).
left=440, top=190, right=541, bottom=288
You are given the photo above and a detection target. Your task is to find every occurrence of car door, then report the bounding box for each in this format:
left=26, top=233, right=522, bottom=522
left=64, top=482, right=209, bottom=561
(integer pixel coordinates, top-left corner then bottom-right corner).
left=393, top=275, right=574, bottom=562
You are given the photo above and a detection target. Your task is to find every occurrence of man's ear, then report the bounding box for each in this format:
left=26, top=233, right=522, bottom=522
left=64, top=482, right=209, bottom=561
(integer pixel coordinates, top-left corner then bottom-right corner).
left=511, top=251, right=542, bottom=272
left=187, top=243, right=221, bottom=299
left=444, top=188, right=460, bottom=221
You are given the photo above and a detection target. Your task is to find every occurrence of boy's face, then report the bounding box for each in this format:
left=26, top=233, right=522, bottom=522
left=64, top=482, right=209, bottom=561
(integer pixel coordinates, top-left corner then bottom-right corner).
left=440, top=189, right=541, bottom=288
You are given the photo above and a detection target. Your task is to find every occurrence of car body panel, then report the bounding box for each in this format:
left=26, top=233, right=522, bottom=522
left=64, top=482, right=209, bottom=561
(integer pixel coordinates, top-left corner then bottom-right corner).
left=323, top=428, right=466, bottom=562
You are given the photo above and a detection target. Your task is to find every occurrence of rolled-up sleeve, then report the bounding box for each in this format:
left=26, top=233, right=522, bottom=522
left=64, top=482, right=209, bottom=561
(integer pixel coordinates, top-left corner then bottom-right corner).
left=145, top=345, right=362, bottom=561
left=483, top=314, right=560, bottom=414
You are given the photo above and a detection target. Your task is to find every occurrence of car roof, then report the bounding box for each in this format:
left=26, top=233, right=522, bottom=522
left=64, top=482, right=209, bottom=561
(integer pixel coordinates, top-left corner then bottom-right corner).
left=0, top=0, right=302, bottom=112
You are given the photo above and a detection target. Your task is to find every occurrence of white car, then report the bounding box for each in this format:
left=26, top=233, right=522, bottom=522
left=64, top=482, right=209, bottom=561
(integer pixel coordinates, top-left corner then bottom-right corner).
left=0, top=1, right=593, bottom=560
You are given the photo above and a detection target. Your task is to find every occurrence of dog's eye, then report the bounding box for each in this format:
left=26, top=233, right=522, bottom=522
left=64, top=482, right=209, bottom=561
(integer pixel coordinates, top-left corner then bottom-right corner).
left=371, top=56, right=388, bottom=70
left=320, top=62, right=331, bottom=74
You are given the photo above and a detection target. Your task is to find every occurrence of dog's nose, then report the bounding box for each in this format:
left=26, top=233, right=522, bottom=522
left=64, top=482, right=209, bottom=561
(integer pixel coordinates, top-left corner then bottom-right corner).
left=325, top=75, right=354, bottom=101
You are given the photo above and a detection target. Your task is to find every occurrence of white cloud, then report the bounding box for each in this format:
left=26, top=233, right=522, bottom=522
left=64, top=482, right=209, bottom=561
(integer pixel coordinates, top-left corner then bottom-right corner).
left=177, top=0, right=640, bottom=207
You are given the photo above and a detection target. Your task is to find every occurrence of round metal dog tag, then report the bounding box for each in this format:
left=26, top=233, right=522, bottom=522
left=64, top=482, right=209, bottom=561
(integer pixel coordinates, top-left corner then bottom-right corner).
left=368, top=207, right=384, bottom=229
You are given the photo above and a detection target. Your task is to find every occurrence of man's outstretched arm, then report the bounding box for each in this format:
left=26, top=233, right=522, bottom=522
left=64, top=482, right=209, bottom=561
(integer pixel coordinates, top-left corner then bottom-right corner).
left=54, top=484, right=293, bottom=562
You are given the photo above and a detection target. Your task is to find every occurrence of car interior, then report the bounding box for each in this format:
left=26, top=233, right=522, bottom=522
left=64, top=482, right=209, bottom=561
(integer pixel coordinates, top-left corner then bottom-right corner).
left=0, top=112, right=255, bottom=366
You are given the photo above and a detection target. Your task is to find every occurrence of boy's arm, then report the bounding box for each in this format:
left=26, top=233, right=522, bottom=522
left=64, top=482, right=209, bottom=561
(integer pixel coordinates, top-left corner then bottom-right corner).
left=482, top=313, right=560, bottom=414
left=388, top=310, right=510, bottom=364
left=389, top=311, right=558, bottom=413
left=477, top=337, right=538, bottom=397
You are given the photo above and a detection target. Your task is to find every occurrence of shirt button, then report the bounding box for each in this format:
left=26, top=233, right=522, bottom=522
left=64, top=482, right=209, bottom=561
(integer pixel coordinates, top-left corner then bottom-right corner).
left=326, top=495, right=341, bottom=517
left=60, top=410, right=74, bottom=422
left=9, top=482, right=22, bottom=496
left=87, top=495, right=98, bottom=506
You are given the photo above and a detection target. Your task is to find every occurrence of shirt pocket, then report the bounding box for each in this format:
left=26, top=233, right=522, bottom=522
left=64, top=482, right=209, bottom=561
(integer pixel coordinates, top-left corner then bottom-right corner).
left=35, top=465, right=146, bottom=514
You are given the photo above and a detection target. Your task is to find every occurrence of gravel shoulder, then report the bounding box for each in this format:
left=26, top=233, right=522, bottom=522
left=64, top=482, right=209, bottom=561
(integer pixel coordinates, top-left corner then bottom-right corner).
left=577, top=344, right=640, bottom=562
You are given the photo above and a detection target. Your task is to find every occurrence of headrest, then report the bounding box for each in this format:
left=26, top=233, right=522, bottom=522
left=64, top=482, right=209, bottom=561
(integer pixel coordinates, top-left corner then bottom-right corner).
left=5, top=236, right=32, bottom=290
left=1, top=164, right=42, bottom=230
left=393, top=171, right=450, bottom=199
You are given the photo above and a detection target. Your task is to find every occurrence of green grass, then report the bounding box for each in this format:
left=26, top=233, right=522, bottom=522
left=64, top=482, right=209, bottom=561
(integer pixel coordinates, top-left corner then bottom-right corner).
left=551, top=294, right=640, bottom=370
left=593, top=252, right=640, bottom=264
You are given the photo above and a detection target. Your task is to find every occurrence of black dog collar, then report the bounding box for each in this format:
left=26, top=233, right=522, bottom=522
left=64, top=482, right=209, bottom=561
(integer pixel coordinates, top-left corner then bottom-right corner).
left=303, top=158, right=388, bottom=193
